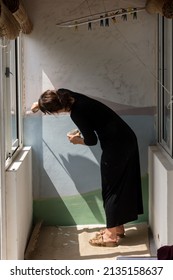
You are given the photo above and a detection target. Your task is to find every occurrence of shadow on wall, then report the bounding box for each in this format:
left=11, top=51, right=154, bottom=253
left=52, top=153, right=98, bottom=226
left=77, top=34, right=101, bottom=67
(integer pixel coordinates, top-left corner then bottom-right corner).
left=24, top=113, right=152, bottom=226
left=24, top=114, right=105, bottom=225
left=35, top=141, right=105, bottom=225
left=59, top=153, right=104, bottom=223
left=42, top=139, right=101, bottom=195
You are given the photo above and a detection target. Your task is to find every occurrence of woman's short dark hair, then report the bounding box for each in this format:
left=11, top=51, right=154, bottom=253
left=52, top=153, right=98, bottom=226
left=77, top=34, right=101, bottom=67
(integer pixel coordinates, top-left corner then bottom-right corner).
left=38, top=88, right=74, bottom=114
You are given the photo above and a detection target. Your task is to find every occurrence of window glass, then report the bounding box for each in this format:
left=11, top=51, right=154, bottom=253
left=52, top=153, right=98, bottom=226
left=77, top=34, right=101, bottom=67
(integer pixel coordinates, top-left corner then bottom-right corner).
left=158, top=16, right=173, bottom=156
left=1, top=37, right=23, bottom=167
left=163, top=19, right=172, bottom=147
left=10, top=40, right=19, bottom=153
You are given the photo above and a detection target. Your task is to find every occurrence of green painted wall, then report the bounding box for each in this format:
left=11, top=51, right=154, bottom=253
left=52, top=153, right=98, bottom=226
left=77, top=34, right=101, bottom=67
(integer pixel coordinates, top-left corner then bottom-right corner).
left=33, top=174, right=148, bottom=226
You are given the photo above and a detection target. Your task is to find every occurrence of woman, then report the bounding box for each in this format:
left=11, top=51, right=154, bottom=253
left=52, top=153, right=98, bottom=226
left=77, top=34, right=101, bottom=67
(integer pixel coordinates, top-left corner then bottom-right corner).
left=31, top=88, right=143, bottom=247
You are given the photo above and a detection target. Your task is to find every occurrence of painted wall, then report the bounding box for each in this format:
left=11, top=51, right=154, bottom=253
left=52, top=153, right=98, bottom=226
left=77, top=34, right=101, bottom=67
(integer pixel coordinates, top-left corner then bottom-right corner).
left=23, top=0, right=157, bottom=225
left=5, top=148, right=32, bottom=259
left=149, top=146, right=173, bottom=248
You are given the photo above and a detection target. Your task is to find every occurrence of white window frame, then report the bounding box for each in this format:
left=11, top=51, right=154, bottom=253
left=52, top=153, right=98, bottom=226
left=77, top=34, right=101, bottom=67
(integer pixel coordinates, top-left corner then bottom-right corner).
left=0, top=36, right=23, bottom=259
left=1, top=36, right=23, bottom=169
left=0, top=37, right=6, bottom=260
left=158, top=16, right=173, bottom=157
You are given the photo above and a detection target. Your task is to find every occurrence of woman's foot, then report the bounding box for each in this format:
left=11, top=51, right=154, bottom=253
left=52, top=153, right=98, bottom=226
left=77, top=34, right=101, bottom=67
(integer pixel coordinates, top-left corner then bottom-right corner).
left=89, top=227, right=119, bottom=247
left=103, top=228, right=118, bottom=242
left=116, top=225, right=125, bottom=238
left=96, top=225, right=125, bottom=238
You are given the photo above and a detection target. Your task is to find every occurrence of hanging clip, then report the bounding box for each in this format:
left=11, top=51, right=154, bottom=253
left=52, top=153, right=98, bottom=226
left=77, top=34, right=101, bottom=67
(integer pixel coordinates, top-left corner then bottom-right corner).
left=74, top=21, right=78, bottom=31
left=111, top=15, right=117, bottom=23
left=121, top=9, right=127, bottom=21
left=100, top=16, right=104, bottom=26
left=133, top=8, right=137, bottom=19
left=112, top=11, right=119, bottom=23
left=105, top=14, right=109, bottom=26
left=88, top=21, right=92, bottom=30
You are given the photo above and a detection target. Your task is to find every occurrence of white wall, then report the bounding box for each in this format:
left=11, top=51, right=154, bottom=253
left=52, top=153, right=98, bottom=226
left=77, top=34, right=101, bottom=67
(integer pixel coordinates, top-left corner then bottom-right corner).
left=149, top=146, right=173, bottom=248
left=23, top=0, right=156, bottom=111
left=5, top=147, right=33, bottom=259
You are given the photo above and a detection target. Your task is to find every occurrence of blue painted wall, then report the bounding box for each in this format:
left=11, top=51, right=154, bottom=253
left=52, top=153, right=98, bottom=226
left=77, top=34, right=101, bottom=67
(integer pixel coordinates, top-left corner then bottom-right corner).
left=24, top=113, right=156, bottom=225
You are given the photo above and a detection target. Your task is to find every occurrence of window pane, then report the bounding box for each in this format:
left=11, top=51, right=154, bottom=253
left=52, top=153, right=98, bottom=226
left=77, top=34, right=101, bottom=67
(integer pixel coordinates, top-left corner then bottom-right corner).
left=158, top=16, right=172, bottom=155
left=163, top=91, right=170, bottom=146
left=4, top=37, right=22, bottom=163
left=1, top=36, right=22, bottom=168
left=162, top=19, right=172, bottom=147
left=10, top=41, right=18, bottom=152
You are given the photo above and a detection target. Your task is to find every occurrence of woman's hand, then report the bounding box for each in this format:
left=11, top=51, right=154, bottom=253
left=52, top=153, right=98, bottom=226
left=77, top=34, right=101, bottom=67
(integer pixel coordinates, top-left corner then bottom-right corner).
left=31, top=101, right=39, bottom=113
left=67, top=132, right=85, bottom=145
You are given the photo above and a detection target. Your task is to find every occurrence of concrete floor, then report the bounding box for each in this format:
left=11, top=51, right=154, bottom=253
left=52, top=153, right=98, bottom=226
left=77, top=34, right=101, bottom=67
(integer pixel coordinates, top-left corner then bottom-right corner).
left=25, top=222, right=156, bottom=260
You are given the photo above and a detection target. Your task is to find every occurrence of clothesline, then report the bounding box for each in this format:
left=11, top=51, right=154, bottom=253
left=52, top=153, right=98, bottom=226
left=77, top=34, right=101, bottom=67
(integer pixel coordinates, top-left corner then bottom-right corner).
left=56, top=7, right=146, bottom=28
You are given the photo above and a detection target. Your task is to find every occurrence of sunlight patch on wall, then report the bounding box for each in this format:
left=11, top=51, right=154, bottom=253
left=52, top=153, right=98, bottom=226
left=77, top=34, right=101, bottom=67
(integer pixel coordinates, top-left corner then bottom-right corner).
left=42, top=70, right=54, bottom=92
left=41, top=138, right=101, bottom=222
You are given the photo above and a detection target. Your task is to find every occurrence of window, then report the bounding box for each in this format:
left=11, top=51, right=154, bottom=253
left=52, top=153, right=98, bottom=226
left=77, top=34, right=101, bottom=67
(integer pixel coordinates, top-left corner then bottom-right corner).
left=158, top=16, right=173, bottom=156
left=1, top=36, right=23, bottom=168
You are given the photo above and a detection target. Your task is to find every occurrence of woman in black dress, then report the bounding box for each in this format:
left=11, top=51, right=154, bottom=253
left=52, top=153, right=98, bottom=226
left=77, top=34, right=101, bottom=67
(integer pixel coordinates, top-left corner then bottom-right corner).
left=31, top=88, right=143, bottom=247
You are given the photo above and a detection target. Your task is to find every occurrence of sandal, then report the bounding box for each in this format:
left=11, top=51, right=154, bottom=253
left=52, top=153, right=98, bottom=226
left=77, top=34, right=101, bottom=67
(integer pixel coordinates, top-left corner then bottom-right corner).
left=96, top=230, right=125, bottom=238
left=96, top=228, right=125, bottom=238
left=89, top=234, right=118, bottom=247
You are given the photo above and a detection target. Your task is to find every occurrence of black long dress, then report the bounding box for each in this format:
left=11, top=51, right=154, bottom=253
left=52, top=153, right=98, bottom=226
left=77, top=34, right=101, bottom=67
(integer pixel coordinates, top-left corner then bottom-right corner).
left=69, top=90, right=143, bottom=227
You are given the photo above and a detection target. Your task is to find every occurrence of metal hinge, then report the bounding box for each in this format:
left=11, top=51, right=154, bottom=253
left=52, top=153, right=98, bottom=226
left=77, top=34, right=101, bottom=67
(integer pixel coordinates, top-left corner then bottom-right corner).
left=5, top=67, right=13, bottom=78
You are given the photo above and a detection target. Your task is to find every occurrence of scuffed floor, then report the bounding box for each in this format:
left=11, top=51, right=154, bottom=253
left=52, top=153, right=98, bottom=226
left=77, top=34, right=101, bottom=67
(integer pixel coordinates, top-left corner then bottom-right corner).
left=25, top=223, right=153, bottom=260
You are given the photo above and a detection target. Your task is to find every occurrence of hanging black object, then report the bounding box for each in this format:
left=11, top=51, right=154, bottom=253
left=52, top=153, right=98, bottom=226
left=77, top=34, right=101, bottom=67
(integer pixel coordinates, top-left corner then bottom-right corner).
left=100, top=16, right=104, bottom=26
left=74, top=21, right=78, bottom=31
left=133, top=8, right=137, bottom=19
left=105, top=14, right=109, bottom=26
left=88, top=21, right=92, bottom=30
left=56, top=7, right=146, bottom=28
left=121, top=9, right=127, bottom=20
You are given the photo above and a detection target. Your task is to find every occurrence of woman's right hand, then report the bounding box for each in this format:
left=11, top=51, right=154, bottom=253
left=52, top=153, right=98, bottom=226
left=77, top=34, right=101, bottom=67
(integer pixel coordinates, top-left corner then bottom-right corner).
left=67, top=132, right=85, bottom=145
